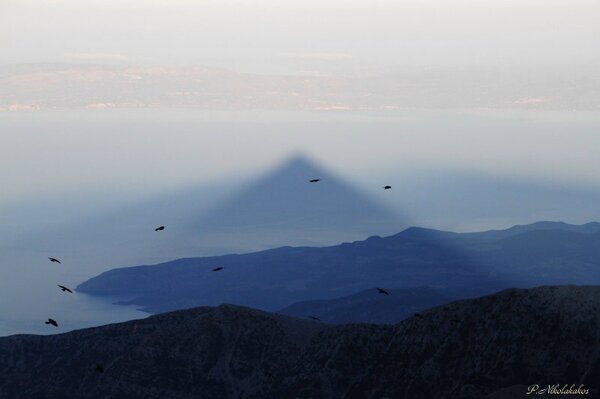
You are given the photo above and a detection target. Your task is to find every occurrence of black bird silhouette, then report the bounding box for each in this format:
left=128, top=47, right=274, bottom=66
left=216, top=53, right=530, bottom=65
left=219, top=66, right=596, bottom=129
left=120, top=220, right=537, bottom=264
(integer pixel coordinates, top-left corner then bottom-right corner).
left=383, top=185, right=392, bottom=190
left=154, top=225, right=165, bottom=231
left=212, top=267, right=223, bottom=272
left=377, top=287, right=390, bottom=296
left=57, top=285, right=73, bottom=293
left=48, top=257, right=61, bottom=264
left=450, top=319, right=461, bottom=323
left=309, top=178, right=321, bottom=183
left=45, top=318, right=58, bottom=327
left=413, top=313, right=423, bottom=318
left=308, top=315, right=321, bottom=321
left=94, top=364, right=104, bottom=373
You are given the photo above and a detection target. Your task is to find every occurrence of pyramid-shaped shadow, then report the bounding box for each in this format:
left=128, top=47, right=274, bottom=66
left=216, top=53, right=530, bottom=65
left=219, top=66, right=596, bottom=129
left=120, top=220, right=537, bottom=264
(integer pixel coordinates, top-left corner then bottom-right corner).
left=174, top=154, right=407, bottom=253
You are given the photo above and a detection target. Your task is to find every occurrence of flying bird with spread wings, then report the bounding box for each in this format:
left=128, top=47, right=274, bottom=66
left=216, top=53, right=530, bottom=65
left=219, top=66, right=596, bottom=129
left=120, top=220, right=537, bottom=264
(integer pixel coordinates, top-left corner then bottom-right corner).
left=48, top=257, right=61, bottom=264
left=377, top=287, right=390, bottom=296
left=57, top=285, right=73, bottom=293
left=154, top=225, right=165, bottom=231
left=45, top=318, right=58, bottom=327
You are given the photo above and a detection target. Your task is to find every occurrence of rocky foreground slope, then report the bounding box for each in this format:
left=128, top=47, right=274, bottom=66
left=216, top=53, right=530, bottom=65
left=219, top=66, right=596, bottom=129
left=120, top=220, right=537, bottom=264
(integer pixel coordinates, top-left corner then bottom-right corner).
left=278, top=286, right=452, bottom=324
left=0, top=286, right=598, bottom=398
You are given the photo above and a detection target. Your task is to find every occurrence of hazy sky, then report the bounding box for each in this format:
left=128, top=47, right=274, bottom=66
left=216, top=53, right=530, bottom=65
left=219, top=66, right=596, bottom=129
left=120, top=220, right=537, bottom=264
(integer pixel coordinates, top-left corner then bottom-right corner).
left=2, top=109, right=600, bottom=203
left=2, top=0, right=599, bottom=75
left=1, top=0, right=599, bottom=203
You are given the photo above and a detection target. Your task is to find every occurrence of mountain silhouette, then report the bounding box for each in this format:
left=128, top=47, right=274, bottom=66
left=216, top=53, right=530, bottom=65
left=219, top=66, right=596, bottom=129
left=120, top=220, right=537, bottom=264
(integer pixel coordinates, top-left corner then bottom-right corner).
left=1, top=286, right=598, bottom=398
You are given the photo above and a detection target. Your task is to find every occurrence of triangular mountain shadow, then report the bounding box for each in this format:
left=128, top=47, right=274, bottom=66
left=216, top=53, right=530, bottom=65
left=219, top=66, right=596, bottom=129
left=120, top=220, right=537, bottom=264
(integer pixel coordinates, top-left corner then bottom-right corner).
left=7, top=155, right=404, bottom=272
left=180, top=155, right=405, bottom=253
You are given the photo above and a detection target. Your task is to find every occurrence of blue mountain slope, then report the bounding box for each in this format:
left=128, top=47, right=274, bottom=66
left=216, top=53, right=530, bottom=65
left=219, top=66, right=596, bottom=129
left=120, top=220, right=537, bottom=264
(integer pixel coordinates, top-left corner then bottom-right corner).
left=77, top=229, right=499, bottom=312
left=474, top=229, right=600, bottom=283
left=77, top=221, right=600, bottom=315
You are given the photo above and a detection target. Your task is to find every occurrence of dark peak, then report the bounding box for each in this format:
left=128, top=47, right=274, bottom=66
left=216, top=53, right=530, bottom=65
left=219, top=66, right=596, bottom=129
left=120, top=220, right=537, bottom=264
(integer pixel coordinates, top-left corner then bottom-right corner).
left=509, top=221, right=569, bottom=230
left=401, top=226, right=437, bottom=234
left=506, top=220, right=600, bottom=231
left=353, top=285, right=442, bottom=297
left=144, top=303, right=295, bottom=326
left=477, top=220, right=600, bottom=239
left=394, top=226, right=456, bottom=240
left=444, top=285, right=600, bottom=308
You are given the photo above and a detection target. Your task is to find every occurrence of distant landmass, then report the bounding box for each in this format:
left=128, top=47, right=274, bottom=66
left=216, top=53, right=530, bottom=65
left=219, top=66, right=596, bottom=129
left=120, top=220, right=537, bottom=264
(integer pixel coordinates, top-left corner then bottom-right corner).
left=2, top=63, right=599, bottom=111
left=77, top=221, right=600, bottom=314
left=278, top=286, right=452, bottom=324
left=1, top=286, right=597, bottom=398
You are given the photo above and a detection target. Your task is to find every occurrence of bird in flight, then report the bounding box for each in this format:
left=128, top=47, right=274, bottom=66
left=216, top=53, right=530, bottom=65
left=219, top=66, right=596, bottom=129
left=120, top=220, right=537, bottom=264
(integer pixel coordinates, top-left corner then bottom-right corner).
left=308, top=316, right=321, bottom=321
left=154, top=226, right=165, bottom=231
left=413, top=313, right=423, bottom=318
left=383, top=185, right=392, bottom=190
left=212, top=267, right=223, bottom=272
left=377, top=287, right=390, bottom=296
left=48, top=257, right=61, bottom=264
left=94, top=364, right=104, bottom=374
left=57, top=285, right=73, bottom=293
left=45, top=318, right=58, bottom=327
left=309, top=178, right=321, bottom=183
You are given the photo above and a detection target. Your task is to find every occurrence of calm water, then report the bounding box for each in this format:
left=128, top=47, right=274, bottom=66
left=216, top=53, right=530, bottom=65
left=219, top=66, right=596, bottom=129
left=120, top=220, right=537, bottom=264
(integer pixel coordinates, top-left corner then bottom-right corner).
left=0, top=293, right=146, bottom=337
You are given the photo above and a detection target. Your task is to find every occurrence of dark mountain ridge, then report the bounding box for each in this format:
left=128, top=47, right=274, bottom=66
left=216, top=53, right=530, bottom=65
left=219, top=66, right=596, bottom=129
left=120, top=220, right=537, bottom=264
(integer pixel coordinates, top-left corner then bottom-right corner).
left=277, top=286, right=452, bottom=324
left=0, top=286, right=598, bottom=398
